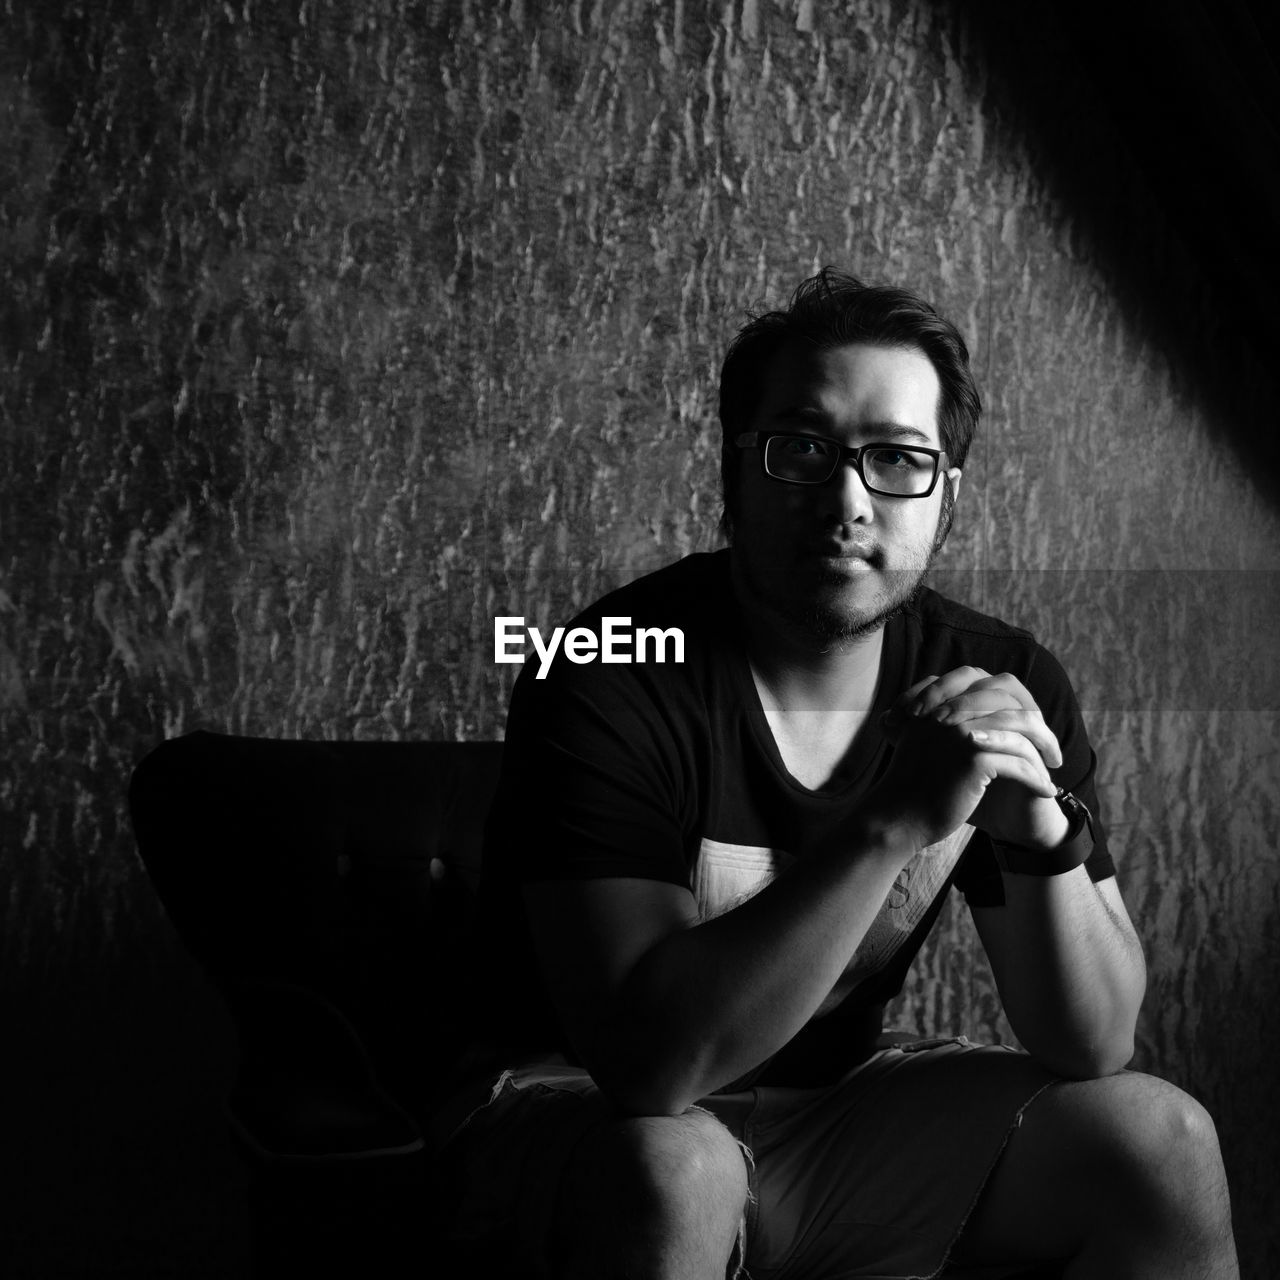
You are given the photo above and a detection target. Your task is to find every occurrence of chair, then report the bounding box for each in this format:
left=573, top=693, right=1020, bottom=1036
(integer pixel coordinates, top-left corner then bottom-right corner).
left=129, top=730, right=503, bottom=1274
left=130, top=730, right=1063, bottom=1279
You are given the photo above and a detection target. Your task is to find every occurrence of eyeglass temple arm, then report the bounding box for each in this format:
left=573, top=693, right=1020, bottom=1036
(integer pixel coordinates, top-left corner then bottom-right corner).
left=734, top=432, right=944, bottom=463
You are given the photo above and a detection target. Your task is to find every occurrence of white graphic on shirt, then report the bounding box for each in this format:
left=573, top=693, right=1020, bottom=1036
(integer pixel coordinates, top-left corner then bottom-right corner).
left=692, top=826, right=974, bottom=1004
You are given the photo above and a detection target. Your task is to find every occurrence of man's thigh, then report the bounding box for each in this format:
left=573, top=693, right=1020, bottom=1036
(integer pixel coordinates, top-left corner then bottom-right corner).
left=433, top=1043, right=1055, bottom=1279
left=434, top=1060, right=752, bottom=1277
left=701, top=1039, right=1057, bottom=1280
left=950, top=1069, right=1236, bottom=1274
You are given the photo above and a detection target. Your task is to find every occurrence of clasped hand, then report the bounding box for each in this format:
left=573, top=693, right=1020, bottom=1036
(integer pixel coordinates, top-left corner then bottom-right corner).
left=869, top=666, right=1067, bottom=854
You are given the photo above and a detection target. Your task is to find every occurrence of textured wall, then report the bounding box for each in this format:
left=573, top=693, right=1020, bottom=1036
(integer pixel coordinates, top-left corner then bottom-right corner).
left=3, top=0, right=1278, bottom=1273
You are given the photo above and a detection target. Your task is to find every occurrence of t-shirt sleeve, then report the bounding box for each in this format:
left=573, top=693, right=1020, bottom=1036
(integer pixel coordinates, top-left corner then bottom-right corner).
left=486, top=656, right=694, bottom=889
left=953, top=640, right=1116, bottom=907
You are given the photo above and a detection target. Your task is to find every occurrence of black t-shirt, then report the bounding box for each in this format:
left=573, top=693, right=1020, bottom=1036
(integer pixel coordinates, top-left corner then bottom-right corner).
left=475, top=550, right=1114, bottom=1087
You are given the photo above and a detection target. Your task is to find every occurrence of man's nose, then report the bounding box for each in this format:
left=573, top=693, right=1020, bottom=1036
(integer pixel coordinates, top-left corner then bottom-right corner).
left=825, top=458, right=875, bottom=522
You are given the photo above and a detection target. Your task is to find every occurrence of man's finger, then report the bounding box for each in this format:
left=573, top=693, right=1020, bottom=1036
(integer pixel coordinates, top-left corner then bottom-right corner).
left=907, top=666, right=990, bottom=716
left=965, top=671, right=1039, bottom=717
left=932, top=697, right=1063, bottom=770
left=880, top=674, right=940, bottom=727
left=894, top=674, right=940, bottom=707
left=969, top=728, right=1058, bottom=796
left=923, top=688, right=1022, bottom=725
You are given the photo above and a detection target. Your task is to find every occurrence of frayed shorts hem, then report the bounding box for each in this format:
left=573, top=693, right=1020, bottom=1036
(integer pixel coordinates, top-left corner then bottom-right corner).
left=431, top=1040, right=1059, bottom=1280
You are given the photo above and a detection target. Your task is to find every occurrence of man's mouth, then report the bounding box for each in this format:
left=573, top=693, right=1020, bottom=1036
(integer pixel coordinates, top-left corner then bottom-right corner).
left=811, top=538, right=878, bottom=567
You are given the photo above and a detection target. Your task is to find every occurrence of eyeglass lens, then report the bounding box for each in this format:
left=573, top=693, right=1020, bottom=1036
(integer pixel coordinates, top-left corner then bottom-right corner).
left=764, top=436, right=937, bottom=494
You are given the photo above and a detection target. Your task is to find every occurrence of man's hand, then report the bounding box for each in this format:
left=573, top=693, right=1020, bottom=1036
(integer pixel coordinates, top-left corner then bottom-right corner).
left=876, top=668, right=1146, bottom=1079
left=873, top=666, right=1067, bottom=852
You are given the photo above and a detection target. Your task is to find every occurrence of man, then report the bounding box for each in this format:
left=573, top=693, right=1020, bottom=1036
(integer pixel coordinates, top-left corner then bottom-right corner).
left=437, top=270, right=1238, bottom=1279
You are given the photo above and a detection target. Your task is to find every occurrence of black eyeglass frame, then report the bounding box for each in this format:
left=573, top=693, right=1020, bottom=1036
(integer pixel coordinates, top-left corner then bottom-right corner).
left=733, top=431, right=948, bottom=498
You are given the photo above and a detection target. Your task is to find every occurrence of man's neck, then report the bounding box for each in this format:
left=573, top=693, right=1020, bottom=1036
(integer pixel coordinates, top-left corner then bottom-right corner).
left=745, top=613, right=885, bottom=717
left=752, top=591, right=885, bottom=696
left=730, top=557, right=886, bottom=716
left=738, top=595, right=885, bottom=791
left=729, top=555, right=887, bottom=792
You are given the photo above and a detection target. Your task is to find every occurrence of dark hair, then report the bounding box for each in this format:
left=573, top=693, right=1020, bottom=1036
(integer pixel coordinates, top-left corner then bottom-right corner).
left=717, top=268, right=981, bottom=531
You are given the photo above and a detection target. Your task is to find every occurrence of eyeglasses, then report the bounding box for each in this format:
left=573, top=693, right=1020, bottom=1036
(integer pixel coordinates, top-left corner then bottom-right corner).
left=734, top=432, right=947, bottom=498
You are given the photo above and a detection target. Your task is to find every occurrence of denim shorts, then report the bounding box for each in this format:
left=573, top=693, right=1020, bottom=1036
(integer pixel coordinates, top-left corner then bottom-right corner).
left=429, top=1039, right=1059, bottom=1279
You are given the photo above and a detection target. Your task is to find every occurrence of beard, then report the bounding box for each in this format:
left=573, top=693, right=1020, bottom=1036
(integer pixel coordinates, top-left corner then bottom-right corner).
left=797, top=564, right=930, bottom=643
left=801, top=480, right=954, bottom=642
left=735, top=480, right=955, bottom=648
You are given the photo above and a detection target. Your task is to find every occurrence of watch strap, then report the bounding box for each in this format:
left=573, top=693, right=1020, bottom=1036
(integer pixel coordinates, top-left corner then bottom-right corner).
left=991, top=788, right=1096, bottom=876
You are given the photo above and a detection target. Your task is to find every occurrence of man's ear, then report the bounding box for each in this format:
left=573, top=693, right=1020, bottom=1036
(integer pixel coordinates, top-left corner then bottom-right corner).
left=931, top=467, right=962, bottom=555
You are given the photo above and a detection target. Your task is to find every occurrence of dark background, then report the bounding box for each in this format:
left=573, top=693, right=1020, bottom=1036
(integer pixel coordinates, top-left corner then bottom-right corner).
left=3, top=0, right=1278, bottom=1274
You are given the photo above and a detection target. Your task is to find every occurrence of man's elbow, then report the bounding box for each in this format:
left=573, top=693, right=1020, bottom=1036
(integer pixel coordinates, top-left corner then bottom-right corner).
left=604, top=1083, right=698, bottom=1118
left=588, top=1051, right=713, bottom=1118
left=1033, top=1031, right=1135, bottom=1081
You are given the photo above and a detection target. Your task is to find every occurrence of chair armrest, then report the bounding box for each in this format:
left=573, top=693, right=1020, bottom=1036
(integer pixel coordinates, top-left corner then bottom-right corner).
left=223, top=978, right=423, bottom=1166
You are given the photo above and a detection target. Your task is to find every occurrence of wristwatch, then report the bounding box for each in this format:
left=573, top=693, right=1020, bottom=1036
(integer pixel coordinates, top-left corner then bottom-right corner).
left=991, top=788, right=1096, bottom=876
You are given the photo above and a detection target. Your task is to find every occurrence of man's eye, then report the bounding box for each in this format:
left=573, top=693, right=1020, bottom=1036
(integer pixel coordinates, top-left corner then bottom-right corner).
left=870, top=448, right=918, bottom=469
left=782, top=437, right=823, bottom=456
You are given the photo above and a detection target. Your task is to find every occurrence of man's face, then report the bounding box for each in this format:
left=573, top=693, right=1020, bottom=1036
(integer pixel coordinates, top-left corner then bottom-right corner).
left=729, top=340, right=961, bottom=644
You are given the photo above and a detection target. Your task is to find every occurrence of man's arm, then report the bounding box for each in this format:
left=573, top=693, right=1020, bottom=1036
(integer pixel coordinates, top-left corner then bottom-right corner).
left=971, top=871, right=1146, bottom=1079
left=893, top=666, right=1146, bottom=1080
left=524, top=685, right=1061, bottom=1116
left=523, top=819, right=912, bottom=1117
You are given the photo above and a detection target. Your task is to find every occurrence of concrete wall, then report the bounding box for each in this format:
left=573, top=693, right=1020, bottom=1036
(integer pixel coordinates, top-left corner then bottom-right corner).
left=3, top=1, right=1277, bottom=1273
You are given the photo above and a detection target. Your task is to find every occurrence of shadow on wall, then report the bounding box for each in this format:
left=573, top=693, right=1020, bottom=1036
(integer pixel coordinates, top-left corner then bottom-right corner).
left=959, top=0, right=1280, bottom=510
